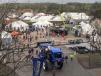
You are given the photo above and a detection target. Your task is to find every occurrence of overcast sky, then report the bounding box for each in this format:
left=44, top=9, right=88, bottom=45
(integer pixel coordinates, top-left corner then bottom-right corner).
left=0, top=0, right=101, bottom=4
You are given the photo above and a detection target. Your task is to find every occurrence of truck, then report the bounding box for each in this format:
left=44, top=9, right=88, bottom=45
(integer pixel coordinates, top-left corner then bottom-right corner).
left=37, top=41, right=64, bottom=71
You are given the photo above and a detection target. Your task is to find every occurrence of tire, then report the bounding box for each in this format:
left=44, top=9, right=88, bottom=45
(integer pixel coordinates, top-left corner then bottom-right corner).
left=43, top=62, right=48, bottom=71
left=57, top=62, right=63, bottom=69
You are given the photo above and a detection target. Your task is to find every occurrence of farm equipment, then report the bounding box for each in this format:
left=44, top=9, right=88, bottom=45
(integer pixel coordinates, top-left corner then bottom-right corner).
left=38, top=41, right=64, bottom=71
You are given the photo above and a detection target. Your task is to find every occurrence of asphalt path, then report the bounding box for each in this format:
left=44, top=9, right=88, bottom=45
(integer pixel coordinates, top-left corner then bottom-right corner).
left=41, top=59, right=95, bottom=76
left=16, top=44, right=96, bottom=76
left=41, top=42, right=95, bottom=76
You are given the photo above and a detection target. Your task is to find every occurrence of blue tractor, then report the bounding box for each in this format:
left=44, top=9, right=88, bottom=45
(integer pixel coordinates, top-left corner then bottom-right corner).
left=38, top=41, right=64, bottom=71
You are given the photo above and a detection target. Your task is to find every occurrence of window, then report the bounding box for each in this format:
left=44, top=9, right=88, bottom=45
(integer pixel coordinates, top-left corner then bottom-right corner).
left=54, top=53, right=62, bottom=58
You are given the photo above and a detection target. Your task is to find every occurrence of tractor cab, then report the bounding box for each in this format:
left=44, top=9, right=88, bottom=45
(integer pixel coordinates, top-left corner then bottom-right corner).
left=50, top=47, right=63, bottom=63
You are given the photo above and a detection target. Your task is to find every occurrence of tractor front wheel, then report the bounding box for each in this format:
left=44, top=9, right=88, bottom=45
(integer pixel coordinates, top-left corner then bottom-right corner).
left=43, top=62, right=48, bottom=71
left=57, top=62, right=63, bottom=69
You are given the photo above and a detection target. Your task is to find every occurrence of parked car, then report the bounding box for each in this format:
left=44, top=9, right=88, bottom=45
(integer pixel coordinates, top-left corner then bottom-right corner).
left=68, top=40, right=75, bottom=44
left=75, top=39, right=83, bottom=44
left=68, top=39, right=83, bottom=44
left=75, top=46, right=89, bottom=54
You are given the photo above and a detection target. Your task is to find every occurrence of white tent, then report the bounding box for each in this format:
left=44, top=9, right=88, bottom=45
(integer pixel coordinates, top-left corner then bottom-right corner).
left=79, top=13, right=89, bottom=20
left=37, top=15, right=54, bottom=21
left=36, top=13, right=46, bottom=16
left=32, top=21, right=53, bottom=29
left=30, top=15, right=54, bottom=22
left=1, top=31, right=12, bottom=47
left=61, top=12, right=67, bottom=17
left=61, top=12, right=68, bottom=19
left=30, top=15, right=41, bottom=22
left=51, top=15, right=65, bottom=21
left=6, top=20, right=29, bottom=31
left=22, top=17, right=31, bottom=21
left=66, top=12, right=89, bottom=20
left=8, top=13, right=18, bottom=19
left=20, top=12, right=33, bottom=20
left=80, top=21, right=94, bottom=35
left=5, top=18, right=10, bottom=21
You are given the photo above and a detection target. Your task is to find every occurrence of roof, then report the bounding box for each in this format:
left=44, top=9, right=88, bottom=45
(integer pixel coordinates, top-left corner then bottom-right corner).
left=32, top=20, right=53, bottom=26
left=51, top=15, right=65, bottom=21
left=50, top=47, right=62, bottom=53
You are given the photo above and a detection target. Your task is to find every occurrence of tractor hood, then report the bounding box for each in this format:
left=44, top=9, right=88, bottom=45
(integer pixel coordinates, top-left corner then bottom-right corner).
left=56, top=58, right=64, bottom=62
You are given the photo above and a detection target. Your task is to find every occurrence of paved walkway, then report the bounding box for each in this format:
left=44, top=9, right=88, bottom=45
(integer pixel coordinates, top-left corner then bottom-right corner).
left=15, top=57, right=96, bottom=76
left=41, top=59, right=96, bottom=76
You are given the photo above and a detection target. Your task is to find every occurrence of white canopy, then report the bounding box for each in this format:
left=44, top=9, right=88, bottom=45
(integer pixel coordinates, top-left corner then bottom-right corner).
left=6, top=20, right=29, bottom=31
left=51, top=15, right=65, bottom=21
left=5, top=18, right=10, bottom=21
left=30, top=16, right=41, bottom=22
left=30, top=15, right=54, bottom=22
left=8, top=13, right=18, bottom=18
left=20, top=12, right=33, bottom=20
left=80, top=21, right=94, bottom=35
left=61, top=12, right=68, bottom=19
left=23, top=17, right=31, bottom=21
left=37, top=15, right=54, bottom=21
left=36, top=13, right=46, bottom=16
left=32, top=21, right=53, bottom=29
left=1, top=31, right=12, bottom=46
left=66, top=12, right=89, bottom=20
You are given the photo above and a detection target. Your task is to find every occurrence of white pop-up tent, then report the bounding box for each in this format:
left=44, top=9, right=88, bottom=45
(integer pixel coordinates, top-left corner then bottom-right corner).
left=6, top=20, right=29, bottom=31
left=36, top=13, right=46, bottom=16
left=66, top=12, right=89, bottom=20
left=22, top=17, right=31, bottom=21
left=20, top=12, right=33, bottom=21
left=79, top=21, right=94, bottom=35
left=30, top=15, right=41, bottom=22
left=37, top=15, right=54, bottom=21
left=1, top=31, right=12, bottom=47
left=30, top=15, right=54, bottom=22
left=32, top=20, right=53, bottom=29
left=51, top=15, right=65, bottom=21
left=8, top=13, right=18, bottom=19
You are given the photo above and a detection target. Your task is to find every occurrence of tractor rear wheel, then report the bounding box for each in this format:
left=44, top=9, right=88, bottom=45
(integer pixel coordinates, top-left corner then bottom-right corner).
left=57, top=62, right=63, bottom=69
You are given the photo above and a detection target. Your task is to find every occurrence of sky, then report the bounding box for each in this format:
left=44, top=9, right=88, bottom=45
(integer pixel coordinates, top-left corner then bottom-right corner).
left=0, top=0, right=101, bottom=4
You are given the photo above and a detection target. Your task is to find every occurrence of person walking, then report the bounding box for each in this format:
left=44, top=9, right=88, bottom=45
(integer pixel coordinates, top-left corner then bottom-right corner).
left=65, top=55, right=68, bottom=63
left=69, top=53, right=75, bottom=61
left=36, top=50, right=38, bottom=55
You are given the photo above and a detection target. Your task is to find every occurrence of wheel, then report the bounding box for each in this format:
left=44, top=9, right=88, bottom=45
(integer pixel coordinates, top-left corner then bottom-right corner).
left=57, top=62, right=63, bottom=69
left=43, top=62, right=48, bottom=71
